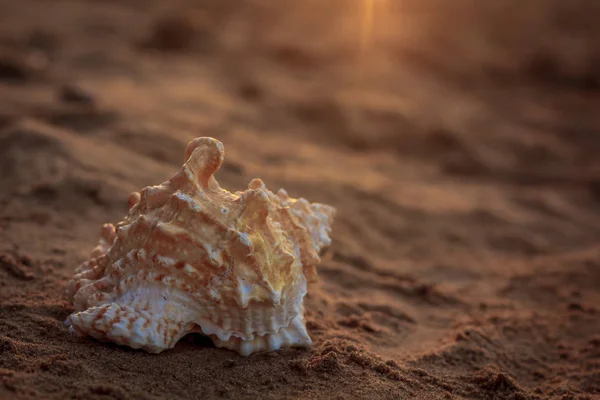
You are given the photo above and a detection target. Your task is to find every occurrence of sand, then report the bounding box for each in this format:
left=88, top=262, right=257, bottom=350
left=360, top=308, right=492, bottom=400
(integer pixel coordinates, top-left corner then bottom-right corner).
left=1, top=0, right=599, bottom=399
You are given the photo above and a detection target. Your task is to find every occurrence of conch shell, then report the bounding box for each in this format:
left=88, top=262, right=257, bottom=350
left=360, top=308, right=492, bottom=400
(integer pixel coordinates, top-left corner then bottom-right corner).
left=65, top=137, right=335, bottom=356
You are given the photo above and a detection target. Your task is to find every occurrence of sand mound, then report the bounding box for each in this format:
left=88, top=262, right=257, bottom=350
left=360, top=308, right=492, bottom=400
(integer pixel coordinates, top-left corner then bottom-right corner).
left=0, top=119, right=71, bottom=189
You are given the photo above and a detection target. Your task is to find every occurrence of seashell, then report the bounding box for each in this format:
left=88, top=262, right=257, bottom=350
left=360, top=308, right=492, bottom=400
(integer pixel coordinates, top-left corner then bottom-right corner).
left=65, top=137, right=335, bottom=356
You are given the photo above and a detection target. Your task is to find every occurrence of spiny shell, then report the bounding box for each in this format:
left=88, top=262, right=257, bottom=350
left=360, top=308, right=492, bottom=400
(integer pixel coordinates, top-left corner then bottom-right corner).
left=65, top=137, right=335, bottom=356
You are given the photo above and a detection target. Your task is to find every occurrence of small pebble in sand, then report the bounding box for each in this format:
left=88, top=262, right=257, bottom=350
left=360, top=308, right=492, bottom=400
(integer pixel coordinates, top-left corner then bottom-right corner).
left=58, top=84, right=96, bottom=106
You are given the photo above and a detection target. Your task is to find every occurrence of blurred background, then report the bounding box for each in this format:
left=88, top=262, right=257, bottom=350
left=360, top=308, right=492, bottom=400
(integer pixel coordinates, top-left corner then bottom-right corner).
left=1, top=0, right=600, bottom=258
left=1, top=0, right=598, bottom=159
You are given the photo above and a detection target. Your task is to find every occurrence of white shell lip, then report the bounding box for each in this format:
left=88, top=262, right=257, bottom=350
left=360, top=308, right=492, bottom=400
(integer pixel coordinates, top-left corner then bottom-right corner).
left=65, top=137, right=335, bottom=356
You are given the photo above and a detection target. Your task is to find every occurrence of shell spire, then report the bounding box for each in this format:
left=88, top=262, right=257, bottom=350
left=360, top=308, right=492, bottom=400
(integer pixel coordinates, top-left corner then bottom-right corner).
left=65, top=137, right=335, bottom=356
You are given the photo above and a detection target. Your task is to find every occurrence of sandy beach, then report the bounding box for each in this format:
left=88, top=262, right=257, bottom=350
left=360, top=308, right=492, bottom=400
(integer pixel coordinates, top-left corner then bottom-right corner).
left=1, top=1, right=599, bottom=399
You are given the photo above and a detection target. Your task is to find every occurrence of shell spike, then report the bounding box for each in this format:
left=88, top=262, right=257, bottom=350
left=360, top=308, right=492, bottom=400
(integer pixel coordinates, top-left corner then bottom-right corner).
left=184, top=137, right=224, bottom=187
left=89, top=224, right=116, bottom=259
left=128, top=192, right=141, bottom=209
left=248, top=178, right=266, bottom=191
left=239, top=189, right=271, bottom=222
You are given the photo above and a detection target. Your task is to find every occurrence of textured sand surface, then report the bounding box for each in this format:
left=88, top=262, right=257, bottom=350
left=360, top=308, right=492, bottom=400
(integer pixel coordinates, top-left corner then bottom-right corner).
left=0, top=1, right=599, bottom=399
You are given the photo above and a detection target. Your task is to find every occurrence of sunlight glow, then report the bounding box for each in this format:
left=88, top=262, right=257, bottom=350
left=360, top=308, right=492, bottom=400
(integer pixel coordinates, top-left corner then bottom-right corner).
left=358, top=0, right=376, bottom=83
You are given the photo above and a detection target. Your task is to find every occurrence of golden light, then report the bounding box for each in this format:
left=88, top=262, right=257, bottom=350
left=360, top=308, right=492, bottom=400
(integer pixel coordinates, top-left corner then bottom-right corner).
left=360, top=0, right=376, bottom=58
left=348, top=0, right=388, bottom=127
left=355, top=0, right=390, bottom=84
